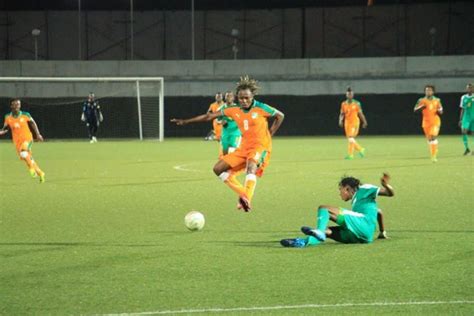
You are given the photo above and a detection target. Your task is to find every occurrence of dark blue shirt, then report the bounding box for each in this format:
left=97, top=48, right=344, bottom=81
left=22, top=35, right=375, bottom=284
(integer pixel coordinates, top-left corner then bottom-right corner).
left=82, top=101, right=101, bottom=121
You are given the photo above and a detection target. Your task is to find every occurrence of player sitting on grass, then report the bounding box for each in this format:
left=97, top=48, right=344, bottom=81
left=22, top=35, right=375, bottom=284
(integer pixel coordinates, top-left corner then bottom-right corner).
left=281, top=173, right=394, bottom=248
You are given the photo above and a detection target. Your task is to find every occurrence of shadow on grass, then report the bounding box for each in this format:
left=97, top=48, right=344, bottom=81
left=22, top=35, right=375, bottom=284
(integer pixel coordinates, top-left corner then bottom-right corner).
left=0, top=242, right=162, bottom=247
left=0, top=241, right=164, bottom=258
left=389, top=229, right=474, bottom=234
left=102, top=177, right=213, bottom=187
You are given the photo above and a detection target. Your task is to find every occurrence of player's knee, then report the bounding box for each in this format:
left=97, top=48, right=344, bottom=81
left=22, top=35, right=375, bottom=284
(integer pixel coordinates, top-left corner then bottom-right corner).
left=213, top=163, right=227, bottom=176
left=19, top=151, right=29, bottom=159
left=246, top=162, right=258, bottom=174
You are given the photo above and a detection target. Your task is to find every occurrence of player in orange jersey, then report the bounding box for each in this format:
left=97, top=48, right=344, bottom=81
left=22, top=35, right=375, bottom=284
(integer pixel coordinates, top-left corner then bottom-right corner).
left=206, top=92, right=224, bottom=141
left=414, top=85, right=443, bottom=162
left=0, top=99, right=45, bottom=182
left=171, top=76, right=285, bottom=212
left=339, top=87, right=368, bottom=160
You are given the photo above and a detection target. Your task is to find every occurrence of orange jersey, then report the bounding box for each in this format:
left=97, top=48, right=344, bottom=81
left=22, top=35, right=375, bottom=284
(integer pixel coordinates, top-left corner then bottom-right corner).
left=416, top=97, right=443, bottom=127
left=208, top=101, right=224, bottom=137
left=3, top=111, right=34, bottom=145
left=341, top=99, right=362, bottom=126
left=221, top=100, right=278, bottom=151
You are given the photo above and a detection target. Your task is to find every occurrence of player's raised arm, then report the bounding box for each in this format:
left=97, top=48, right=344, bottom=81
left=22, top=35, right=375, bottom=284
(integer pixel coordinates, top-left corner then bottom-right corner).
left=171, top=111, right=221, bottom=126
left=27, top=118, right=44, bottom=142
left=269, top=110, right=284, bottom=136
left=378, top=173, right=394, bottom=197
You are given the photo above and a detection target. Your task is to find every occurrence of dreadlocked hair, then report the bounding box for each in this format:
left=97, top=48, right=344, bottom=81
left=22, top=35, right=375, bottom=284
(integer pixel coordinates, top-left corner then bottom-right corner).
left=339, top=176, right=361, bottom=190
left=236, top=75, right=260, bottom=95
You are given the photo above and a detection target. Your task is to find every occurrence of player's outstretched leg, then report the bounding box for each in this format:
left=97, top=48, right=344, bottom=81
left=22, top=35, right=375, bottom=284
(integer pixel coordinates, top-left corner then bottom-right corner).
left=301, top=205, right=340, bottom=242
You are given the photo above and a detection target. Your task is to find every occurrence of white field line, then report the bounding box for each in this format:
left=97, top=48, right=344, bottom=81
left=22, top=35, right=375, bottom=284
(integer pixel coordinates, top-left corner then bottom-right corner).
left=173, top=163, right=204, bottom=173
left=102, top=300, right=474, bottom=316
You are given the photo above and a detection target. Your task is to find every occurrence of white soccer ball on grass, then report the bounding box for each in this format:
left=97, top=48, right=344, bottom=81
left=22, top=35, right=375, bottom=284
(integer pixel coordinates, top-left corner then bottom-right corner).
left=184, top=211, right=205, bottom=231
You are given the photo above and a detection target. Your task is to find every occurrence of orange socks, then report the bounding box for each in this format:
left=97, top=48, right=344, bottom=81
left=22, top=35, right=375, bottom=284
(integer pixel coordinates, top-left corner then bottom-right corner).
left=244, top=174, right=257, bottom=202
left=353, top=141, right=362, bottom=152
left=219, top=171, right=246, bottom=196
left=348, top=139, right=355, bottom=156
left=429, top=140, right=438, bottom=157
left=20, top=151, right=43, bottom=176
left=219, top=171, right=257, bottom=202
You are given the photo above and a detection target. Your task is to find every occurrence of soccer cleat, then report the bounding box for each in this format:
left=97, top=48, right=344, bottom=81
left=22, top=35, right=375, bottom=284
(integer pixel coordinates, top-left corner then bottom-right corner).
left=280, top=238, right=306, bottom=248
left=92, top=136, right=98, bottom=143
left=29, top=168, right=37, bottom=178
left=358, top=148, right=366, bottom=158
left=301, top=226, right=326, bottom=241
left=344, top=155, right=354, bottom=160
left=463, top=148, right=471, bottom=156
left=431, top=156, right=438, bottom=163
left=238, top=195, right=251, bottom=212
left=378, top=231, right=389, bottom=239
left=89, top=139, right=94, bottom=144
left=39, top=172, right=45, bottom=183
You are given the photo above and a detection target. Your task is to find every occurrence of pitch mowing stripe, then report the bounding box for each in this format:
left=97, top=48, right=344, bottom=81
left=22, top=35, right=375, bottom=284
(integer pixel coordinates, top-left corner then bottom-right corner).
left=103, top=300, right=474, bottom=315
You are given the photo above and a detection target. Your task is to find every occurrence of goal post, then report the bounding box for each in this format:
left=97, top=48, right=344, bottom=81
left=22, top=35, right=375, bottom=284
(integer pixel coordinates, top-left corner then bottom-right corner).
left=0, top=77, right=165, bottom=141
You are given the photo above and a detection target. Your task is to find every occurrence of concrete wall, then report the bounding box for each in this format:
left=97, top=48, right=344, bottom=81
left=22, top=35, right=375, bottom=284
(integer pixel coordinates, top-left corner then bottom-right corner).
left=0, top=55, right=472, bottom=97
left=0, top=2, right=472, bottom=61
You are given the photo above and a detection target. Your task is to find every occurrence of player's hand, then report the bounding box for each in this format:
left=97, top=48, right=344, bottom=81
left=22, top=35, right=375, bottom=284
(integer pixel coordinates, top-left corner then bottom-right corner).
left=458, top=121, right=462, bottom=128
left=338, top=121, right=343, bottom=128
left=381, top=172, right=390, bottom=186
left=362, top=122, right=368, bottom=128
left=0, top=130, right=7, bottom=136
left=36, top=134, right=44, bottom=142
left=171, top=118, right=186, bottom=125
left=81, top=114, right=86, bottom=122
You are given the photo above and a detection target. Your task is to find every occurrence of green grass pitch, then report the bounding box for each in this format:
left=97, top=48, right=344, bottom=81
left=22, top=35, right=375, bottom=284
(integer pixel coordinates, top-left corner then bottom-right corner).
left=1, top=136, right=473, bottom=315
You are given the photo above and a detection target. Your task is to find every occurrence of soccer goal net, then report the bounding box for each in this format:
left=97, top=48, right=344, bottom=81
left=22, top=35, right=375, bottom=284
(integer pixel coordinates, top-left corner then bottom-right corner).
left=0, top=77, right=164, bottom=141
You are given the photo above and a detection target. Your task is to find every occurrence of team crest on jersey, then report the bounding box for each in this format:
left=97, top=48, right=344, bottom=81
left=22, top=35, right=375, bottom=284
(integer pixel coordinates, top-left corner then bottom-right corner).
left=14, top=123, right=20, bottom=129
left=251, top=112, right=258, bottom=119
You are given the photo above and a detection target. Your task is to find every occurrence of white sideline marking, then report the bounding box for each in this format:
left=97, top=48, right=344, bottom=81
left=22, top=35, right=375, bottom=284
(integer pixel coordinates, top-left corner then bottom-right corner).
left=173, top=164, right=203, bottom=173
left=103, top=300, right=474, bottom=315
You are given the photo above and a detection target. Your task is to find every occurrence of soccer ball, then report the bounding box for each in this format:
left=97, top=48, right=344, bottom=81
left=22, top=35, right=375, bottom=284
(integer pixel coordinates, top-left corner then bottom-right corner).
left=184, top=211, right=205, bottom=231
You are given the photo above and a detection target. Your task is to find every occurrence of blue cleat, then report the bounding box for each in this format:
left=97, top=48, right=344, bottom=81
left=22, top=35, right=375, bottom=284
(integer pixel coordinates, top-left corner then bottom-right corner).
left=280, top=238, right=306, bottom=248
left=301, top=226, right=326, bottom=241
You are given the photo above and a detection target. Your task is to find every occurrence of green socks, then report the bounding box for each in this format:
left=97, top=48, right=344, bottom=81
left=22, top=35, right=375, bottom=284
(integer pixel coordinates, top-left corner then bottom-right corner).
left=316, top=208, right=330, bottom=232
left=462, top=134, right=469, bottom=150
left=305, top=236, right=321, bottom=246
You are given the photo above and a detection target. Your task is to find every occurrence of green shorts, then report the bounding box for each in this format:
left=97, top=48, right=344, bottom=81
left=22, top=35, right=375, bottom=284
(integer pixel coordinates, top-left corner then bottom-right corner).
left=221, top=135, right=241, bottom=152
left=461, top=118, right=474, bottom=131
left=336, top=209, right=375, bottom=243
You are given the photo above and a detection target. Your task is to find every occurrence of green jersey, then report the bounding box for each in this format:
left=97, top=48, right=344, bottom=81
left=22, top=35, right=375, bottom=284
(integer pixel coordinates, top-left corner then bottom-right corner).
left=460, top=94, right=474, bottom=121
left=218, top=104, right=241, bottom=138
left=352, top=184, right=380, bottom=219
left=341, top=184, right=380, bottom=243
